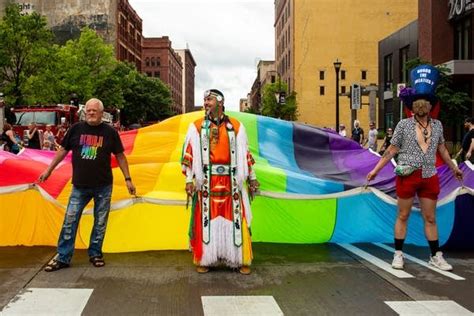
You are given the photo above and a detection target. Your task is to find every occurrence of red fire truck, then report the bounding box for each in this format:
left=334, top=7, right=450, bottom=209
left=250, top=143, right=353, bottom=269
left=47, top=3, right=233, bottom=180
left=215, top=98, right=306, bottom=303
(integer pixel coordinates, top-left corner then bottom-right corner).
left=12, top=104, right=121, bottom=145
left=12, top=104, right=79, bottom=141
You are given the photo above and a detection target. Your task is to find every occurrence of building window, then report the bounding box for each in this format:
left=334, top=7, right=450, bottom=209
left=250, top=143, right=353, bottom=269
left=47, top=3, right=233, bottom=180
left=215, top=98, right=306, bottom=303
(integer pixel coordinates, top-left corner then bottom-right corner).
left=385, top=112, right=394, bottom=130
left=399, top=46, right=409, bottom=83
left=156, top=57, right=161, bottom=67
left=454, top=17, right=472, bottom=60
left=319, top=70, right=325, bottom=80
left=145, top=57, right=150, bottom=67
left=341, top=86, right=346, bottom=94
left=151, top=57, right=155, bottom=67
left=146, top=72, right=152, bottom=77
left=271, top=75, right=276, bottom=83
left=320, top=86, right=325, bottom=95
left=341, top=70, right=346, bottom=80
left=384, top=54, right=393, bottom=91
left=361, top=70, right=367, bottom=81
left=288, top=50, right=290, bottom=70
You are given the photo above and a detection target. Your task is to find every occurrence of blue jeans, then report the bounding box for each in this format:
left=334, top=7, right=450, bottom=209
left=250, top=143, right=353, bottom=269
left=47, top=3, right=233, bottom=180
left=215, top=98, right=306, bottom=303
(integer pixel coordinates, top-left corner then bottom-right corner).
left=57, top=184, right=113, bottom=264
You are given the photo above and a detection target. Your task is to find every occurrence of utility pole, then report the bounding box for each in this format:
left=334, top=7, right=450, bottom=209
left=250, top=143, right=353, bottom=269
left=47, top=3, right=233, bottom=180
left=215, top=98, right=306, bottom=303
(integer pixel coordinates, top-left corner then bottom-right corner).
left=365, top=84, right=378, bottom=124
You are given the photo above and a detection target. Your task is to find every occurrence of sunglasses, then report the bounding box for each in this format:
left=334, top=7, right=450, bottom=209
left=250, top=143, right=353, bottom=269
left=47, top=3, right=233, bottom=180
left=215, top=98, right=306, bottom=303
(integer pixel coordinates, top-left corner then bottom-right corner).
left=204, top=90, right=223, bottom=102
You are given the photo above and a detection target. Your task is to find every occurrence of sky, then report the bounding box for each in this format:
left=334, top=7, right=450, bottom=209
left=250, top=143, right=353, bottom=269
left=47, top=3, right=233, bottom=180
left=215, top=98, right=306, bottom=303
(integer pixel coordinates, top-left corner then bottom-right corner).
left=128, top=0, right=275, bottom=111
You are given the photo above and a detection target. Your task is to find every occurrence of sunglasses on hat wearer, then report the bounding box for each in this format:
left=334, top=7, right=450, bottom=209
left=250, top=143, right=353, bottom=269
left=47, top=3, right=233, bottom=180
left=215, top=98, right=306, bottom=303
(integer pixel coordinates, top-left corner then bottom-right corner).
left=204, top=89, right=224, bottom=102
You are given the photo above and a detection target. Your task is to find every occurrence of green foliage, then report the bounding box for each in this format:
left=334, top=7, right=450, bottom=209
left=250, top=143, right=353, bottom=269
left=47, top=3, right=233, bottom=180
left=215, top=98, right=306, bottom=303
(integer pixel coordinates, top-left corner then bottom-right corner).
left=115, top=66, right=173, bottom=126
left=260, top=80, right=298, bottom=121
left=404, top=58, right=472, bottom=128
left=1, top=12, right=173, bottom=125
left=27, top=27, right=173, bottom=124
left=26, top=27, right=118, bottom=104
left=244, top=106, right=260, bottom=115
left=0, top=4, right=54, bottom=105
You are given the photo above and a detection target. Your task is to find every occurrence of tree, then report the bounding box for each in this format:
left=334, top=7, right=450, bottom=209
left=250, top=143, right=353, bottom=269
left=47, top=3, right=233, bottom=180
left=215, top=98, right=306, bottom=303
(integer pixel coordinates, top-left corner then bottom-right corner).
left=0, top=4, right=54, bottom=105
left=2, top=19, right=172, bottom=125
left=95, top=61, right=173, bottom=125
left=244, top=106, right=260, bottom=115
left=25, top=27, right=119, bottom=105
left=260, top=79, right=298, bottom=121
left=120, top=71, right=173, bottom=126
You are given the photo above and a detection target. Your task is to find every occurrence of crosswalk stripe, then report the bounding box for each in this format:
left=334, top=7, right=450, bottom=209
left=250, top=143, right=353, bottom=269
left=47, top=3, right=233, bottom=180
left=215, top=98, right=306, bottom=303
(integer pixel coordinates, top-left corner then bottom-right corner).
left=338, top=243, right=415, bottom=278
left=201, top=296, right=284, bottom=316
left=373, top=243, right=466, bottom=281
left=1, top=288, right=93, bottom=315
left=385, top=300, right=473, bottom=315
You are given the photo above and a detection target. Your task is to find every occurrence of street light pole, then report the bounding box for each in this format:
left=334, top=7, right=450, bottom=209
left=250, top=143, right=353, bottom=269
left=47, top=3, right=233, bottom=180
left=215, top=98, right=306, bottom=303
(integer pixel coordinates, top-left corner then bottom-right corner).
left=334, top=59, right=342, bottom=133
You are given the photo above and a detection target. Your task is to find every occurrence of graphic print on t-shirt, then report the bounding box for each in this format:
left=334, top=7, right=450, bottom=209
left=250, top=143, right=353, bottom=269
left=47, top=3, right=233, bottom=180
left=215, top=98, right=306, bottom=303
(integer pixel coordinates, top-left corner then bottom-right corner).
left=80, top=134, right=104, bottom=160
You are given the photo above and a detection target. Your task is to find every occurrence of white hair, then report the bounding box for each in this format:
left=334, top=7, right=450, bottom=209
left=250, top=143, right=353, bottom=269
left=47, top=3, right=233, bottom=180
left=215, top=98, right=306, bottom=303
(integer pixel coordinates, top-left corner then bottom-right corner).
left=85, top=98, right=104, bottom=111
left=353, top=120, right=360, bottom=128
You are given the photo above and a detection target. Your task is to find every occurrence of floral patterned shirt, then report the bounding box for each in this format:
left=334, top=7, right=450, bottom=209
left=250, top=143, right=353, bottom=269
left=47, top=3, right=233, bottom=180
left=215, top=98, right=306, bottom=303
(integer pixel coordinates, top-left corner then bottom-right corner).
left=391, top=117, right=444, bottom=178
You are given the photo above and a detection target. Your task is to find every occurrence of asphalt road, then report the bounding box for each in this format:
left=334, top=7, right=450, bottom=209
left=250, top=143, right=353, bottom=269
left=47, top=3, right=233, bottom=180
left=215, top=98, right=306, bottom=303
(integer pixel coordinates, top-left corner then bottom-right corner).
left=1, top=243, right=473, bottom=315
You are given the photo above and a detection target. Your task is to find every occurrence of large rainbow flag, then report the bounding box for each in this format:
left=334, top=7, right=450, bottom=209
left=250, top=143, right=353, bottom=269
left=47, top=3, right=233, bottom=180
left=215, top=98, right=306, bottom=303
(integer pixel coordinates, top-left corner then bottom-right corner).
left=1, top=112, right=473, bottom=251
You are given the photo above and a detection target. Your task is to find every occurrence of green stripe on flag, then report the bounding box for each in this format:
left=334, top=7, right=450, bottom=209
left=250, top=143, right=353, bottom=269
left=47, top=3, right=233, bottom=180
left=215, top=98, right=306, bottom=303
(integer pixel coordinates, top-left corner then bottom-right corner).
left=250, top=196, right=337, bottom=243
left=231, top=112, right=288, bottom=193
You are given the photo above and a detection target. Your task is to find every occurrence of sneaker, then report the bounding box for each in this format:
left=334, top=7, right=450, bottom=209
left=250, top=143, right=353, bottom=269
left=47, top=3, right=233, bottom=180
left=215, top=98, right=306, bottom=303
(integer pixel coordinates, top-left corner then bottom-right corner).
left=392, top=250, right=404, bottom=269
left=429, top=251, right=453, bottom=271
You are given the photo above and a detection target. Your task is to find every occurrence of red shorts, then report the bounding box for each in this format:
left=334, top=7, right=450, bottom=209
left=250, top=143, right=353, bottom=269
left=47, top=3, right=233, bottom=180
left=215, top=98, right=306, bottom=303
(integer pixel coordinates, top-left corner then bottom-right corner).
left=396, top=169, right=440, bottom=200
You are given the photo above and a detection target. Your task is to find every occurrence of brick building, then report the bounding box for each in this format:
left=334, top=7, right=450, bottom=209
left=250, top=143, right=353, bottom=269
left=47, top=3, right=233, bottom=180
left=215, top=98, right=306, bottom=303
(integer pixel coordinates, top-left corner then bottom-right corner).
left=116, top=0, right=143, bottom=71
left=248, top=60, right=276, bottom=111
left=143, top=37, right=183, bottom=114
left=176, top=49, right=197, bottom=113
left=239, top=98, right=250, bottom=112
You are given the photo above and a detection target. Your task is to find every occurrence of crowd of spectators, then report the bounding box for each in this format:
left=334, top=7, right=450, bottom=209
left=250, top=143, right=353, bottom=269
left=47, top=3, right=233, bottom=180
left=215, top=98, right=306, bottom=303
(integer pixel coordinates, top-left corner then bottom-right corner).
left=1, top=122, right=69, bottom=153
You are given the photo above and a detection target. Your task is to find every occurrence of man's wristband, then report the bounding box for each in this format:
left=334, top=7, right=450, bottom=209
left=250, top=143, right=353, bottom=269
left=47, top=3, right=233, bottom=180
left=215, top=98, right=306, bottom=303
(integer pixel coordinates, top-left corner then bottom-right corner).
left=125, top=177, right=132, bottom=182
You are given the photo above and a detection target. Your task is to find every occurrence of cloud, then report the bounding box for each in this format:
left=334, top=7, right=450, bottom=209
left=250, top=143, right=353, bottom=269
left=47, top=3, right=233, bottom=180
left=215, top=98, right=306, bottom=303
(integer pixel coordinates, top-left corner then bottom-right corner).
left=129, top=0, right=274, bottom=110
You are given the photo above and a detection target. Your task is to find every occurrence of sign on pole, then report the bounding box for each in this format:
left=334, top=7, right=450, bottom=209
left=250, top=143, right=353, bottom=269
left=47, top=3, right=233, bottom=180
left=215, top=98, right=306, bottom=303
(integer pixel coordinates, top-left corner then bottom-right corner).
left=397, top=83, right=406, bottom=120
left=351, top=83, right=361, bottom=110
left=396, top=83, right=406, bottom=97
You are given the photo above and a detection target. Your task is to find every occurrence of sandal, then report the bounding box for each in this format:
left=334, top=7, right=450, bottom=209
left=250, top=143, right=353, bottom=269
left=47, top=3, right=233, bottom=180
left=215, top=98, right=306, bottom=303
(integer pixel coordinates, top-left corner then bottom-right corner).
left=89, top=256, right=105, bottom=268
left=44, top=258, right=69, bottom=272
left=239, top=266, right=251, bottom=275
left=196, top=266, right=209, bottom=273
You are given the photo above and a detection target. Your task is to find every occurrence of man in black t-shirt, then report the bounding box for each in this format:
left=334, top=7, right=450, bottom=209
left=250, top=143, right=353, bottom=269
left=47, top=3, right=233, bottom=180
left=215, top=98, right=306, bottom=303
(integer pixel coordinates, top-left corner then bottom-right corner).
left=351, top=120, right=365, bottom=145
left=38, top=98, right=136, bottom=272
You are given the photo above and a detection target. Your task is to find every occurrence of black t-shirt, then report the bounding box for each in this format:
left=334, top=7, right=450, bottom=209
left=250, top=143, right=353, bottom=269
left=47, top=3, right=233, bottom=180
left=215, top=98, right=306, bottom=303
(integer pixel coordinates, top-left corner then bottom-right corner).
left=62, top=122, right=124, bottom=187
left=28, top=129, right=41, bottom=149
left=462, top=129, right=474, bottom=159
left=351, top=127, right=364, bottom=143
left=383, top=135, right=393, bottom=149
left=2, top=131, right=14, bottom=149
